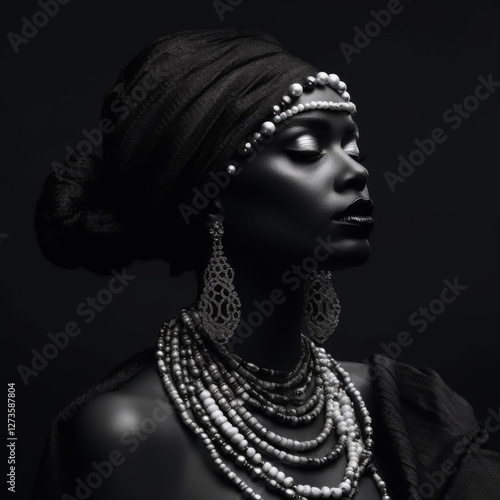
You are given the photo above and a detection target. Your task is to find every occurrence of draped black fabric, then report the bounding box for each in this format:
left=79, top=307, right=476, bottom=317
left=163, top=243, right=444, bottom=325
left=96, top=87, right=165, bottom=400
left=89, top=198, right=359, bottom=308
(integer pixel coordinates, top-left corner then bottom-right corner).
left=32, top=351, right=500, bottom=499
left=369, top=354, right=500, bottom=499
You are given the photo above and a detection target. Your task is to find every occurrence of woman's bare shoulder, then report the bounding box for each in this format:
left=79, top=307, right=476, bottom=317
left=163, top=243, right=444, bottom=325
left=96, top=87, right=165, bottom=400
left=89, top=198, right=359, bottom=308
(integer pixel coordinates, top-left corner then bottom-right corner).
left=73, top=363, right=178, bottom=448
left=67, top=364, right=184, bottom=499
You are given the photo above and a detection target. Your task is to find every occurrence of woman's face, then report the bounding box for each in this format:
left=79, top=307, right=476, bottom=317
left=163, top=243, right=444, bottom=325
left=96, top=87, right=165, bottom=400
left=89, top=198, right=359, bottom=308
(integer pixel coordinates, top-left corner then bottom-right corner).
left=219, top=84, right=372, bottom=271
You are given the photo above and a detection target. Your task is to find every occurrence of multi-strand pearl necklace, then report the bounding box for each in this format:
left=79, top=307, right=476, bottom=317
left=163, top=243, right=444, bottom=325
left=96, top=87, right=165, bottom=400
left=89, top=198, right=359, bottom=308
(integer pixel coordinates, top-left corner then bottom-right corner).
left=155, top=306, right=391, bottom=499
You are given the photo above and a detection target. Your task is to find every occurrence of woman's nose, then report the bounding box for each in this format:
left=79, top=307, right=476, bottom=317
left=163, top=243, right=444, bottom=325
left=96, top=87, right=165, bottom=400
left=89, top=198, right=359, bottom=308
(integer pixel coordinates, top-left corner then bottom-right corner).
left=333, top=152, right=369, bottom=193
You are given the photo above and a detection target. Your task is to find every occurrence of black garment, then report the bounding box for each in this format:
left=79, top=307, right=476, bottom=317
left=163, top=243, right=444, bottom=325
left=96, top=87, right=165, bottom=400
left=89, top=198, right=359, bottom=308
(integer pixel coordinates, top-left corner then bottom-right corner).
left=32, top=350, right=500, bottom=499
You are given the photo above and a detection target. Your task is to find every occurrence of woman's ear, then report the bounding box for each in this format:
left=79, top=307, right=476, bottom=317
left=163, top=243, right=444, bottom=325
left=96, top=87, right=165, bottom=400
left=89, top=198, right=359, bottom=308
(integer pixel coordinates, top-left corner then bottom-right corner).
left=202, top=197, right=225, bottom=231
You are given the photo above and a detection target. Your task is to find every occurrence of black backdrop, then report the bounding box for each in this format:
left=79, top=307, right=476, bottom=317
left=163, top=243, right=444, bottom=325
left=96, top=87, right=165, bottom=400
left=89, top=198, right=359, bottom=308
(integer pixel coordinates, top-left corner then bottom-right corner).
left=2, top=0, right=500, bottom=497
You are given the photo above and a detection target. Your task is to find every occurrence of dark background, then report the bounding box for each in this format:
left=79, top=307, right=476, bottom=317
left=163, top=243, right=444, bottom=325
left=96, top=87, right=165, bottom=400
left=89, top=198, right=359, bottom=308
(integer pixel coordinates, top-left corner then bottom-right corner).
left=2, top=0, right=500, bottom=497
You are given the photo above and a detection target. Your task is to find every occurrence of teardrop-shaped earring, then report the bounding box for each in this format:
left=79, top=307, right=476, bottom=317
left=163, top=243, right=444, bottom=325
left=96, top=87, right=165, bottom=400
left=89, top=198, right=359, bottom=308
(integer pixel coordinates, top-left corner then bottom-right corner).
left=198, top=221, right=241, bottom=344
left=301, top=270, right=341, bottom=344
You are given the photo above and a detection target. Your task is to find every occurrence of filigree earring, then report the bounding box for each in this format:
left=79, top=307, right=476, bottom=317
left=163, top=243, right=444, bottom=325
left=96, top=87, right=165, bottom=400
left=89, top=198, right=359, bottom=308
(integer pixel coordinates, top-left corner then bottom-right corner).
left=198, top=221, right=241, bottom=343
left=301, top=270, right=341, bottom=344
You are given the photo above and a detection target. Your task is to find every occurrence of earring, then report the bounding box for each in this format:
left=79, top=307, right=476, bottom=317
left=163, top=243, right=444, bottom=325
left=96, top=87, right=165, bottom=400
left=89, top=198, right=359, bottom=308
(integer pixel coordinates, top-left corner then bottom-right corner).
left=301, top=270, right=341, bottom=344
left=198, top=221, right=241, bottom=344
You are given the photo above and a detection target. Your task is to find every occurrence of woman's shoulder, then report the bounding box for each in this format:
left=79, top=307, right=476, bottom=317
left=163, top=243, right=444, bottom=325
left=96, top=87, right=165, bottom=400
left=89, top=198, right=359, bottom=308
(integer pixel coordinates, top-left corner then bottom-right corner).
left=32, top=349, right=184, bottom=499
left=59, top=359, right=185, bottom=500
left=72, top=361, right=180, bottom=452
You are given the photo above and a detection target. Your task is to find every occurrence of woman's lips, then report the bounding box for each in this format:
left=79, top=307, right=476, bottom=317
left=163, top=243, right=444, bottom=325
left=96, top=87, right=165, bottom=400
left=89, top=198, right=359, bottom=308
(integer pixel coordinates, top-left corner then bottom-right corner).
left=332, top=198, right=374, bottom=228
left=335, top=215, right=374, bottom=226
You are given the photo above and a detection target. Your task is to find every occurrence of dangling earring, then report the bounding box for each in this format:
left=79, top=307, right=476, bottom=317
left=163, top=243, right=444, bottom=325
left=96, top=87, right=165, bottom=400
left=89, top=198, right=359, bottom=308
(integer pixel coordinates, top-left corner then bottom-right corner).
left=301, top=270, right=341, bottom=344
left=198, top=221, right=241, bottom=344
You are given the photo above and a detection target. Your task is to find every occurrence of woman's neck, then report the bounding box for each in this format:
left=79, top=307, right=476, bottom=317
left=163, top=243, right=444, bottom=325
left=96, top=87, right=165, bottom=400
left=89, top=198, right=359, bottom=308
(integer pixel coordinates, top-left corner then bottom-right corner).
left=195, top=255, right=307, bottom=372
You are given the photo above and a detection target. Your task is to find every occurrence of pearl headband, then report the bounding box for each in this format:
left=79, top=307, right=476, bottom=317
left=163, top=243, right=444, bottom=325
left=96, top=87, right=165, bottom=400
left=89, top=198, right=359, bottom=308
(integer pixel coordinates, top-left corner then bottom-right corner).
left=226, top=71, right=356, bottom=175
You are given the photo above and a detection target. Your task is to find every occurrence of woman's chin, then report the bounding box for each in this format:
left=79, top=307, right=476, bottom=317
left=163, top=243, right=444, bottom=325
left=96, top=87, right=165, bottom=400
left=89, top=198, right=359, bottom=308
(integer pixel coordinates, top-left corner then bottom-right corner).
left=318, top=239, right=371, bottom=271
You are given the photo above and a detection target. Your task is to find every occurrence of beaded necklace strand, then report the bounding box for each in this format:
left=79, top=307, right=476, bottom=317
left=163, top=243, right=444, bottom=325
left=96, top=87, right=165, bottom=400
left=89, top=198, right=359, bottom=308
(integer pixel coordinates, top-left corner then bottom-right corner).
left=155, top=306, right=391, bottom=499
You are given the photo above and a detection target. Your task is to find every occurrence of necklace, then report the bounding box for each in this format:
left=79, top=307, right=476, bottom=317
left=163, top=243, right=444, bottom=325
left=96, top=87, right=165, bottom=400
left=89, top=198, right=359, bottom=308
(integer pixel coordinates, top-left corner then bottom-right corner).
left=155, top=306, right=391, bottom=499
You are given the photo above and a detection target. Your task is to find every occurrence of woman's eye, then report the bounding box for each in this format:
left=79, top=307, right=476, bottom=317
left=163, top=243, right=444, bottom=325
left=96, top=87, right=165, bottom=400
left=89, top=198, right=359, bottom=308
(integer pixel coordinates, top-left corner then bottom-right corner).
left=285, top=136, right=324, bottom=162
left=343, top=143, right=359, bottom=157
left=285, top=148, right=325, bottom=162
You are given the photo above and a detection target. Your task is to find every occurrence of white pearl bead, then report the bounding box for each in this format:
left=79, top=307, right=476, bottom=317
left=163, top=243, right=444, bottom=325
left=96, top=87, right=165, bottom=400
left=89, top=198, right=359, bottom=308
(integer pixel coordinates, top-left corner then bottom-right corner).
left=214, top=415, right=227, bottom=425
left=226, top=164, right=236, bottom=175
left=276, top=471, right=285, bottom=483
left=316, top=71, right=329, bottom=85
left=339, top=481, right=350, bottom=492
left=311, top=486, right=322, bottom=498
left=261, top=121, right=276, bottom=135
left=337, top=81, right=347, bottom=93
left=289, top=83, right=303, bottom=97
left=230, top=433, right=244, bottom=444
left=342, top=91, right=351, bottom=102
left=226, top=427, right=238, bottom=437
left=331, top=487, right=343, bottom=499
left=328, top=73, right=340, bottom=87
left=210, top=410, right=223, bottom=420
left=321, top=486, right=331, bottom=497
left=199, top=390, right=211, bottom=400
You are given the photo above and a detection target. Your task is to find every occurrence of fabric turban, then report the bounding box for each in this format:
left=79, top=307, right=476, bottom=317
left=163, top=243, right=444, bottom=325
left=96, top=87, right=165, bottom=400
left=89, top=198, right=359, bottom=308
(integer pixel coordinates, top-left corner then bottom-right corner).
left=34, top=28, right=319, bottom=275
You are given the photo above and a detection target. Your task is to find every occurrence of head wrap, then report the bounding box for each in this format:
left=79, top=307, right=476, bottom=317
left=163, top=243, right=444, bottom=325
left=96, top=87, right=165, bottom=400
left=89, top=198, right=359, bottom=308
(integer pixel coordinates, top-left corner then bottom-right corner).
left=35, top=28, right=320, bottom=275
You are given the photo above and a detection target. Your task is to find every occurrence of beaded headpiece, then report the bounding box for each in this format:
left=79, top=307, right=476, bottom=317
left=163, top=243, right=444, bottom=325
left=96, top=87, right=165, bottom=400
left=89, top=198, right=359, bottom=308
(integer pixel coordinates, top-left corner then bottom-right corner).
left=225, top=71, right=356, bottom=175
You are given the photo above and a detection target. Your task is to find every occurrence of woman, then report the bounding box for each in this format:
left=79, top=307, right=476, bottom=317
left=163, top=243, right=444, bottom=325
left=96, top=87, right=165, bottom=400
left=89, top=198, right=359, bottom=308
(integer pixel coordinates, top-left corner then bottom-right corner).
left=32, top=28, right=500, bottom=500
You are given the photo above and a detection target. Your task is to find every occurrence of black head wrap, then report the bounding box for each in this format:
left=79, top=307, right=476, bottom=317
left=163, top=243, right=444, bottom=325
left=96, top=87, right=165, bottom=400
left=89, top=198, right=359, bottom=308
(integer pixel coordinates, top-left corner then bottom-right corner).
left=35, top=28, right=318, bottom=276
